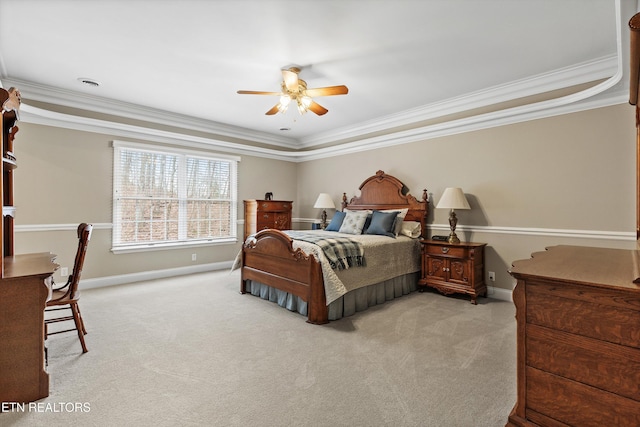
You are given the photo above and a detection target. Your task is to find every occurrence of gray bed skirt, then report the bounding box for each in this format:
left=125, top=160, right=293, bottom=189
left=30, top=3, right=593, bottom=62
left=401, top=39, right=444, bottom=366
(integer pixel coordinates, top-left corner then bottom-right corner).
left=245, top=272, right=419, bottom=321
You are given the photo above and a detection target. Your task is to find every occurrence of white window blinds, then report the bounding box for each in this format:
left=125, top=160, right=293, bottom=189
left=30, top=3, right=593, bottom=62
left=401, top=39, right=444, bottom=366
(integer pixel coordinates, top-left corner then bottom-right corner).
left=112, top=141, right=238, bottom=250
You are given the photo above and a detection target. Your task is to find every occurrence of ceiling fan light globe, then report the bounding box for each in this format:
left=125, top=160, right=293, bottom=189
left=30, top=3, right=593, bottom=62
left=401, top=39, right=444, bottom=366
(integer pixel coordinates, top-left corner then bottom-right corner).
left=300, top=95, right=312, bottom=108
left=296, top=100, right=308, bottom=114
left=277, top=103, right=289, bottom=114
left=279, top=94, right=291, bottom=107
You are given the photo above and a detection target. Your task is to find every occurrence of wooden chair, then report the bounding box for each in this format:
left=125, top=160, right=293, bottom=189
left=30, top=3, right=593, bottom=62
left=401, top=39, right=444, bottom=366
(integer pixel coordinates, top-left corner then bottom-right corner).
left=45, top=223, right=92, bottom=353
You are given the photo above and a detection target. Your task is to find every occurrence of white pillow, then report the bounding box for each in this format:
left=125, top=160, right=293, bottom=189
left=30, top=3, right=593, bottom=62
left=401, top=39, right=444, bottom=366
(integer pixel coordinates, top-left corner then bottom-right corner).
left=338, top=210, right=369, bottom=234
left=343, top=208, right=372, bottom=215
left=380, top=208, right=408, bottom=236
left=400, top=221, right=422, bottom=238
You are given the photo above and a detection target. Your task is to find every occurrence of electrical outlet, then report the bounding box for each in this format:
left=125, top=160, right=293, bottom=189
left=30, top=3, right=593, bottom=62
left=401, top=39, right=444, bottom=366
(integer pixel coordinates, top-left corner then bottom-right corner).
left=191, top=253, right=197, bottom=261
left=488, top=271, right=495, bottom=282
left=60, top=267, right=69, bottom=277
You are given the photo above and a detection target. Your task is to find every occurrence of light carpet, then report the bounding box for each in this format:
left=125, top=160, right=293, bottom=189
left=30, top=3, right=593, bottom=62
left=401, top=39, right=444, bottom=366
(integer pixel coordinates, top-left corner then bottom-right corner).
left=2, top=270, right=516, bottom=427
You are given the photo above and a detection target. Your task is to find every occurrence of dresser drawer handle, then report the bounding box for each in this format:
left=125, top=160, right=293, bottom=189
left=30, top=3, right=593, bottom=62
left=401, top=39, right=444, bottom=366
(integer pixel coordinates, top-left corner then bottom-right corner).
left=441, top=247, right=449, bottom=254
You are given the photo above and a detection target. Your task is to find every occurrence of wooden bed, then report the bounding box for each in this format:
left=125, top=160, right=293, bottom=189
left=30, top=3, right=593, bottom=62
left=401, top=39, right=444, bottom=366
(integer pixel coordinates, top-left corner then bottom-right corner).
left=240, top=170, right=429, bottom=324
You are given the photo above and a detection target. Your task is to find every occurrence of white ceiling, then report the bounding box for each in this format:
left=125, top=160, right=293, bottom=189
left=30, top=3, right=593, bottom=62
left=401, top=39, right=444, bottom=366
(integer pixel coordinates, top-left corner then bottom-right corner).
left=0, top=0, right=634, bottom=151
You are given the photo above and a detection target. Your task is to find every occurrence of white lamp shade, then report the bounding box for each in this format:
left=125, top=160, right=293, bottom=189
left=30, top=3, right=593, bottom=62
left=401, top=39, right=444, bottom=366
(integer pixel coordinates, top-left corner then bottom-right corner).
left=436, top=187, right=470, bottom=210
left=313, top=193, right=335, bottom=209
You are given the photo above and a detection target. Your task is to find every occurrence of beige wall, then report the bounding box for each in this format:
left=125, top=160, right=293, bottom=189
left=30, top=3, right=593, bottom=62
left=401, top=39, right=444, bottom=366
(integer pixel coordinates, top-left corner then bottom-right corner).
left=296, top=104, right=638, bottom=291
left=11, top=103, right=638, bottom=292
left=12, top=124, right=298, bottom=282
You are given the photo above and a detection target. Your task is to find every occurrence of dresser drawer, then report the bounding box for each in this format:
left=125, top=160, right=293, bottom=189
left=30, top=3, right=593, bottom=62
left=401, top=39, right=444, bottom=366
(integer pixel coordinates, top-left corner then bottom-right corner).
left=259, top=201, right=292, bottom=212
left=526, top=324, right=640, bottom=400
left=256, top=217, right=273, bottom=230
left=425, top=244, right=466, bottom=258
left=244, top=199, right=293, bottom=240
left=526, top=283, right=640, bottom=348
left=526, top=367, right=640, bottom=427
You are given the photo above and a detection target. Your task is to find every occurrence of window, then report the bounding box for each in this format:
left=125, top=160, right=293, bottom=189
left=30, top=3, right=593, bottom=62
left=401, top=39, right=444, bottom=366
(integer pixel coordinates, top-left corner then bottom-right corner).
left=112, top=141, right=238, bottom=252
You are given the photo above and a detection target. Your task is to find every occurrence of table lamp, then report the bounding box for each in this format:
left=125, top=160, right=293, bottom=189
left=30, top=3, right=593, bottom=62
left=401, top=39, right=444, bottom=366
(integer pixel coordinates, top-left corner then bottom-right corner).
left=436, top=187, right=471, bottom=244
left=313, top=193, right=335, bottom=229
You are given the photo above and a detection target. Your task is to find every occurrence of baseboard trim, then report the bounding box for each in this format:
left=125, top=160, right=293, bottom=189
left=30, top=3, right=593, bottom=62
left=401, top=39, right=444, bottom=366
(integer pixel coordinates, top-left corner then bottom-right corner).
left=488, top=286, right=513, bottom=302
left=79, top=260, right=234, bottom=290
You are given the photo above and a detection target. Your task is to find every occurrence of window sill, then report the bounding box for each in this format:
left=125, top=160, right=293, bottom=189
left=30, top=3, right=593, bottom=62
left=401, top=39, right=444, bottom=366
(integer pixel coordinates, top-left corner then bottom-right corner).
left=111, top=238, right=238, bottom=254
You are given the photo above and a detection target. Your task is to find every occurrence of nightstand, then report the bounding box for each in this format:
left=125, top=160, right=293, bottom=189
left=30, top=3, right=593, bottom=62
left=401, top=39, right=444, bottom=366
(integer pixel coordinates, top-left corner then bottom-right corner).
left=419, top=240, right=487, bottom=304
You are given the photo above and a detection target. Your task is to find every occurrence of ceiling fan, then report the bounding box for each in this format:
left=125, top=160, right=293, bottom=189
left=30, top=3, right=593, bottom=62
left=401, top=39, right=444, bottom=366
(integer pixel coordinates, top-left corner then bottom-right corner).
left=237, top=67, right=348, bottom=116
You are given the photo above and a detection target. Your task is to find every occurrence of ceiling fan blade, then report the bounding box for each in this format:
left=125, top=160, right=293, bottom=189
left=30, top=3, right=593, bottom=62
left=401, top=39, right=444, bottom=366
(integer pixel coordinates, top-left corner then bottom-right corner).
left=265, top=104, right=280, bottom=115
left=282, top=69, right=299, bottom=92
left=237, top=90, right=282, bottom=95
left=307, top=101, right=328, bottom=116
left=305, top=85, right=349, bottom=97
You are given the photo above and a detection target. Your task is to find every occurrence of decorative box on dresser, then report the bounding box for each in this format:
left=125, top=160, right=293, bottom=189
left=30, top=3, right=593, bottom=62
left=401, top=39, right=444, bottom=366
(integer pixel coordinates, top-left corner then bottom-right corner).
left=243, top=199, right=292, bottom=240
left=0, top=87, right=58, bottom=404
left=419, top=240, right=487, bottom=304
left=506, top=245, right=640, bottom=427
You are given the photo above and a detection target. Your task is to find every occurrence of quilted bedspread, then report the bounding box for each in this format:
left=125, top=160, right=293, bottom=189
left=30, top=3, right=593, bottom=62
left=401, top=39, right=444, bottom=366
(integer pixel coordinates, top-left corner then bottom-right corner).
left=289, top=230, right=421, bottom=305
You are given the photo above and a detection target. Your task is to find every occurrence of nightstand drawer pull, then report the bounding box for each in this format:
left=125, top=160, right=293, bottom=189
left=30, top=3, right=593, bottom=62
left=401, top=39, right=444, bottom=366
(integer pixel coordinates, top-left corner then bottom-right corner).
left=441, top=247, right=449, bottom=254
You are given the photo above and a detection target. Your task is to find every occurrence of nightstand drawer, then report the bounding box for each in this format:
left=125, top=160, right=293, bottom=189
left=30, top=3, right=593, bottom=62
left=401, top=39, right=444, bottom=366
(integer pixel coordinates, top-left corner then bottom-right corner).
left=425, top=244, right=466, bottom=258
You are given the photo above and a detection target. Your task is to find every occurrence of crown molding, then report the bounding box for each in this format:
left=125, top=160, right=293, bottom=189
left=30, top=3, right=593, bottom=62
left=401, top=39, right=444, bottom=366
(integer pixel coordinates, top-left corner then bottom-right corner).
left=4, top=53, right=618, bottom=154
left=291, top=88, right=627, bottom=162
left=299, top=55, right=619, bottom=148
left=17, top=84, right=627, bottom=164
left=2, top=77, right=300, bottom=150
left=18, top=102, right=302, bottom=162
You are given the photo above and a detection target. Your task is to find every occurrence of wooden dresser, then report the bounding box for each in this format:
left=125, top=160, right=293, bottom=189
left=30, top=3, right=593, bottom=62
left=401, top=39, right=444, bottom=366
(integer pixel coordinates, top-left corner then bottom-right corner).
left=507, top=245, right=640, bottom=427
left=419, top=240, right=486, bottom=304
left=243, top=199, right=292, bottom=240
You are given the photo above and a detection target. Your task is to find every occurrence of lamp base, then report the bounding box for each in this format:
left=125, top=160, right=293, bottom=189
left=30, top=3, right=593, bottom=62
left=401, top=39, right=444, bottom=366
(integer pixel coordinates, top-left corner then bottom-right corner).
left=448, top=209, right=461, bottom=244
left=320, top=210, right=328, bottom=229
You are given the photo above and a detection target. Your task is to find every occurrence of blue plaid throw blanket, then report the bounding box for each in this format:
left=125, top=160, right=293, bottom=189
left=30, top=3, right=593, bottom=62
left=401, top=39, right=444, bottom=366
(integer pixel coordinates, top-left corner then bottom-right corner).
left=284, top=231, right=366, bottom=270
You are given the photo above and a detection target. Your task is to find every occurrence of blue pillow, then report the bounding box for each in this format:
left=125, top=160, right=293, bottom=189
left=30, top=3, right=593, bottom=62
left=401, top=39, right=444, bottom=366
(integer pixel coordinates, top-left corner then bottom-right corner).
left=365, top=210, right=399, bottom=238
left=325, top=211, right=346, bottom=231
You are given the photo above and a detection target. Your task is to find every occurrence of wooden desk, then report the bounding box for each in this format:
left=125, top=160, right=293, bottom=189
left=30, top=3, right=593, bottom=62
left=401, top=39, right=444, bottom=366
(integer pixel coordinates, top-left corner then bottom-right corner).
left=0, top=252, right=58, bottom=403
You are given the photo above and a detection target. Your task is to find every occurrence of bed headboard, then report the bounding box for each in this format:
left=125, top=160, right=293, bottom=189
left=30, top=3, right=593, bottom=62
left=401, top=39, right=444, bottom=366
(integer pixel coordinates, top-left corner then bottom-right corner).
left=341, top=170, right=429, bottom=238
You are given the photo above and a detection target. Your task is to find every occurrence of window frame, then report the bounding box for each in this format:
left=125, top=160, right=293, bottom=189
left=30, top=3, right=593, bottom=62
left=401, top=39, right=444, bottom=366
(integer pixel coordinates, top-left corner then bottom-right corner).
left=111, top=141, right=239, bottom=253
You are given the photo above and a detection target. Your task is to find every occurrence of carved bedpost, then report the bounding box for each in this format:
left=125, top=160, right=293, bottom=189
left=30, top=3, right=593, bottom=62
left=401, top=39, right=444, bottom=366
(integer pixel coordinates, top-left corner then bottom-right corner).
left=341, top=193, right=348, bottom=211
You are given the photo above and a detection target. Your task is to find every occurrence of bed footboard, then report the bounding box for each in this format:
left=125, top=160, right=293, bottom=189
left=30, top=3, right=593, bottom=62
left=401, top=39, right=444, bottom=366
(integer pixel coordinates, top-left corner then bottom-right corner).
left=241, top=229, right=327, bottom=324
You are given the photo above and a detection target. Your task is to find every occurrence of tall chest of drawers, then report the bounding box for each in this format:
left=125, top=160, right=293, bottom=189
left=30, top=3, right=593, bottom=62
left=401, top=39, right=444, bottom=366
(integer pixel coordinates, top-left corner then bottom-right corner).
left=507, top=245, right=640, bottom=427
left=243, top=200, right=292, bottom=240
